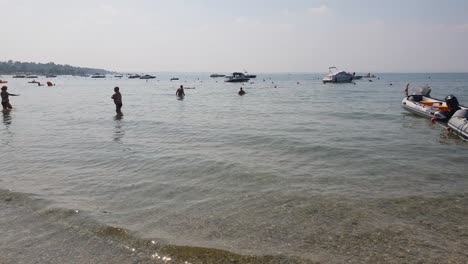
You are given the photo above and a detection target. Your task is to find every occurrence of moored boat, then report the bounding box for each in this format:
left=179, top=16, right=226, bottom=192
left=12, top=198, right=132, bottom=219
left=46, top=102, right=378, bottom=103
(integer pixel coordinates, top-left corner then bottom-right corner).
left=128, top=74, right=141, bottom=79
left=447, top=109, right=468, bottom=140
left=225, top=72, right=250, bottom=83
left=91, top=73, right=106, bottom=78
left=402, top=86, right=468, bottom=140
left=210, top=74, right=226, bottom=78
left=401, top=86, right=445, bottom=118
left=322, top=67, right=353, bottom=84
left=244, top=71, right=257, bottom=78
left=140, top=74, right=156, bottom=79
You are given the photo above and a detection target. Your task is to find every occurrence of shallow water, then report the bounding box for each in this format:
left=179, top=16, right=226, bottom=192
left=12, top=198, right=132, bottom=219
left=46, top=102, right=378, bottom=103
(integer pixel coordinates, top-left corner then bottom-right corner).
left=0, top=73, right=467, bottom=263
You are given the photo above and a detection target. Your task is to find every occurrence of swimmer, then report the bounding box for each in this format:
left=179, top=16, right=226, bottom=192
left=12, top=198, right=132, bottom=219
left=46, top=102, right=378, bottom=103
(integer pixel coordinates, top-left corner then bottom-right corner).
left=238, top=87, right=246, bottom=96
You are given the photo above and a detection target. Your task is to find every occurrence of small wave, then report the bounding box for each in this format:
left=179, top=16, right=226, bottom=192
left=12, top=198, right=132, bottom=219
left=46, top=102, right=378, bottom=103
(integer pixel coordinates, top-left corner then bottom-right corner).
left=0, top=188, right=309, bottom=264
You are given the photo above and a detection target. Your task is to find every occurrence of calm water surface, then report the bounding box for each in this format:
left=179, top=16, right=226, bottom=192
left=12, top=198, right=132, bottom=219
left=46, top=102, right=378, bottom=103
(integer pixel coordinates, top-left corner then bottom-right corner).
left=0, top=73, right=467, bottom=263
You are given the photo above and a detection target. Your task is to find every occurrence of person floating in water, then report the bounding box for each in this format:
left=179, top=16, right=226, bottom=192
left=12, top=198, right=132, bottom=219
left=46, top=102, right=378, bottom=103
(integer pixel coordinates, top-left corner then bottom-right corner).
left=176, top=85, right=185, bottom=97
left=1, top=86, right=19, bottom=111
left=238, top=87, right=246, bottom=96
left=111, top=86, right=123, bottom=116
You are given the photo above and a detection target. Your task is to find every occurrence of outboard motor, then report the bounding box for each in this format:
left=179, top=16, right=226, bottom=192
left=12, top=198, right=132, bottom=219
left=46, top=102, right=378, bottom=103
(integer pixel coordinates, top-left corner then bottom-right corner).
left=434, top=95, right=462, bottom=122
left=445, top=95, right=460, bottom=112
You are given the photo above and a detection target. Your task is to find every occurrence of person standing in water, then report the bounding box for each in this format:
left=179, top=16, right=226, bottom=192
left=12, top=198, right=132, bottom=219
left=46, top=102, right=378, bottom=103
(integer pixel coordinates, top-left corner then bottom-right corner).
left=111, top=86, right=123, bottom=115
left=1, top=86, right=19, bottom=110
left=176, top=85, right=185, bottom=97
left=238, top=87, right=246, bottom=96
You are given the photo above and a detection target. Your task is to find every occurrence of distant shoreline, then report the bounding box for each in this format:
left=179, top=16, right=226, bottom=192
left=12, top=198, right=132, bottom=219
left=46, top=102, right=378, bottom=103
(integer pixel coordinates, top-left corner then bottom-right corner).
left=0, top=60, right=112, bottom=76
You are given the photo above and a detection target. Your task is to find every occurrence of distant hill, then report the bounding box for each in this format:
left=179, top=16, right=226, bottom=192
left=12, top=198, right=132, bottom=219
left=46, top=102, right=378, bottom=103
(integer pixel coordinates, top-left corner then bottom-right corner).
left=0, top=60, right=112, bottom=76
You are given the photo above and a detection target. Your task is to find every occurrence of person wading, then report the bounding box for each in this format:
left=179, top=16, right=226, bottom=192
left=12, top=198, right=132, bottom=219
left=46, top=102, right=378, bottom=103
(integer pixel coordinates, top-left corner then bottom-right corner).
left=111, top=86, right=123, bottom=116
left=1, top=86, right=19, bottom=111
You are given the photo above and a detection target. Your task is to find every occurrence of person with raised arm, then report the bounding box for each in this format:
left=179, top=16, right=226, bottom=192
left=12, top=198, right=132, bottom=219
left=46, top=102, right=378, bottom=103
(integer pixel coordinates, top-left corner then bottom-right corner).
left=1, top=86, right=19, bottom=111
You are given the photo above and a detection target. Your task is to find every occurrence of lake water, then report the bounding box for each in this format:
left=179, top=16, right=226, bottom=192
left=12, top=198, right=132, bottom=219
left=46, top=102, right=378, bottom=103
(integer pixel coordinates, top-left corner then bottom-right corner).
left=0, top=73, right=467, bottom=263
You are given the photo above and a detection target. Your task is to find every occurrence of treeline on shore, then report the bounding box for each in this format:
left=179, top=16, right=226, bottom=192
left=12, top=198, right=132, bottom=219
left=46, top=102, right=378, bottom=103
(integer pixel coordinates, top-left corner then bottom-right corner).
left=0, top=60, right=111, bottom=76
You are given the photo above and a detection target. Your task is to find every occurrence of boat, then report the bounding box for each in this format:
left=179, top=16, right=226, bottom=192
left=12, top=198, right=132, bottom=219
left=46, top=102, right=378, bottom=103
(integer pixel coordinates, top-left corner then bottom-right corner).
left=114, top=74, right=123, bottom=78
left=0, top=80, right=8, bottom=84
left=447, top=109, right=468, bottom=140
left=170, top=77, right=179, bottom=81
left=91, top=73, right=106, bottom=78
left=128, top=74, right=141, bottom=79
left=401, top=86, right=445, bottom=118
left=322, top=67, right=353, bottom=83
left=46, top=75, right=57, bottom=78
left=210, top=74, right=226, bottom=78
left=225, top=72, right=250, bottom=83
left=26, top=75, right=39, bottom=78
left=244, top=71, right=257, bottom=79
left=401, top=86, right=452, bottom=118
left=140, top=74, right=156, bottom=79
left=13, top=75, right=26, bottom=78
left=401, top=86, right=468, bottom=140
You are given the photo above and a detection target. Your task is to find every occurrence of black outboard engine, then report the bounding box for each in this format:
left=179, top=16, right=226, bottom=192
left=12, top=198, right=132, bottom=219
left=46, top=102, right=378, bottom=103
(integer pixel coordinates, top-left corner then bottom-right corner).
left=434, top=94, right=461, bottom=122
left=445, top=95, right=460, bottom=112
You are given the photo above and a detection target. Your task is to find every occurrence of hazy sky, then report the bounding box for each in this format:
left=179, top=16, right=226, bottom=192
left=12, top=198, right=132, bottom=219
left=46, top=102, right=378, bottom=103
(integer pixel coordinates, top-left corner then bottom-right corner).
left=1, top=0, right=467, bottom=72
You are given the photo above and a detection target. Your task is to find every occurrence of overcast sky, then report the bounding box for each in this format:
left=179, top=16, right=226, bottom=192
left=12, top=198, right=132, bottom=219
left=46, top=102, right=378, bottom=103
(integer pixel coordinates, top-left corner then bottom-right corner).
left=1, top=0, right=467, bottom=73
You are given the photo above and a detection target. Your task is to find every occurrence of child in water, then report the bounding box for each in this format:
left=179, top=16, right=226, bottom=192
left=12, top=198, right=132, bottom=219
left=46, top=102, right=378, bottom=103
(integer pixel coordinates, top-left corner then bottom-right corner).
left=111, top=87, right=123, bottom=115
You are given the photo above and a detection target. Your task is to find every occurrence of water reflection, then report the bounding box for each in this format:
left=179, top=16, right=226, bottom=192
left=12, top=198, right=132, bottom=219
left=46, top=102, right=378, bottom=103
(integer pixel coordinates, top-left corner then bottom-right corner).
left=113, top=115, right=124, bottom=143
left=2, top=110, right=12, bottom=127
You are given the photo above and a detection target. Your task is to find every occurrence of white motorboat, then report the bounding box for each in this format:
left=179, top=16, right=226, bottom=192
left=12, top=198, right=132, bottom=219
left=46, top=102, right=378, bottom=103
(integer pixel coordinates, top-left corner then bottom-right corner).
left=322, top=67, right=353, bottom=83
left=225, top=72, right=250, bottom=83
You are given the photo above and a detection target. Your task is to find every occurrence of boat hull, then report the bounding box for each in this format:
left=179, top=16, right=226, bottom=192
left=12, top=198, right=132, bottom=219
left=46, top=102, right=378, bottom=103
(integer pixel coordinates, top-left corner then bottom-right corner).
left=225, top=78, right=249, bottom=83
left=401, top=96, right=440, bottom=119
left=447, top=110, right=468, bottom=140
